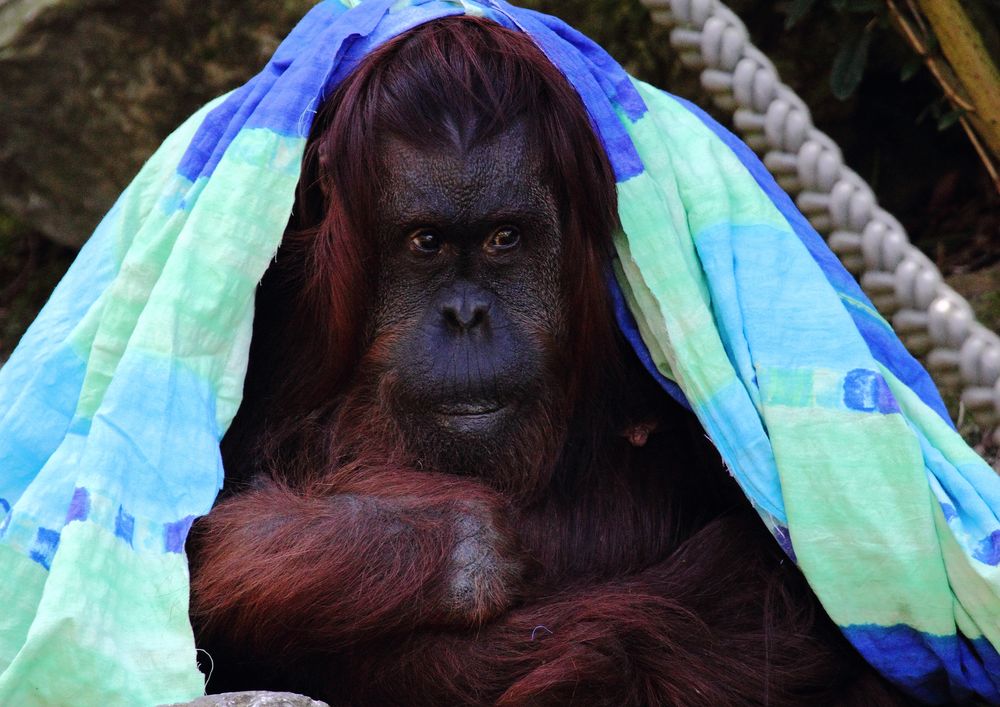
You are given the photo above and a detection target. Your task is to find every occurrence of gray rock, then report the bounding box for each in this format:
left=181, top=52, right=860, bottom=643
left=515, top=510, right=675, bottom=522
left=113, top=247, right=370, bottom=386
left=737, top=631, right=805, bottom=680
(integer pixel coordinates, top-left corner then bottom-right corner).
left=0, top=0, right=312, bottom=246
left=0, top=0, right=677, bottom=249
left=162, top=691, right=329, bottom=707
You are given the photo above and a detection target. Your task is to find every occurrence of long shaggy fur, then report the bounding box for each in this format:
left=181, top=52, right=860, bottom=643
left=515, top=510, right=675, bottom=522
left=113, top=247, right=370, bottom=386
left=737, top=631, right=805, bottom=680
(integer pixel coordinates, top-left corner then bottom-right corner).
left=189, top=17, right=910, bottom=706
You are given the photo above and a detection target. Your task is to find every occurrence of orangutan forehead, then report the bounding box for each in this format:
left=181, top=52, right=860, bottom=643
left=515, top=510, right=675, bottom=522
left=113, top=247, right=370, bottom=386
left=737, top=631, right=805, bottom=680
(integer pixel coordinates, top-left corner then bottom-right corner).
left=375, top=130, right=555, bottom=226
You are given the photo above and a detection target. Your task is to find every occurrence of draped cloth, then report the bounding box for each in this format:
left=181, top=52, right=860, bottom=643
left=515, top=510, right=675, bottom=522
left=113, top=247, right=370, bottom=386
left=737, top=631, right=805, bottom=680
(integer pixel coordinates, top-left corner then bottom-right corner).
left=1, top=1, right=998, bottom=703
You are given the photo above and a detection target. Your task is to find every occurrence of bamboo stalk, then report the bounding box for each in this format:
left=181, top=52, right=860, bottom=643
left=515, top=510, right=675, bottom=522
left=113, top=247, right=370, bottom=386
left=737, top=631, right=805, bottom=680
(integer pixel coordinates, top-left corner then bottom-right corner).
left=914, top=0, right=1000, bottom=162
left=887, top=0, right=974, bottom=111
left=886, top=0, right=1000, bottom=192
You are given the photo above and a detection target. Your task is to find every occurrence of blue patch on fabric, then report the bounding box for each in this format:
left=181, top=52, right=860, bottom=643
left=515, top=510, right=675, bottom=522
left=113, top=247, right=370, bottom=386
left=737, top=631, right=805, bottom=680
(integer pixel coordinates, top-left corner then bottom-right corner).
left=29, top=528, right=60, bottom=571
left=79, top=354, right=224, bottom=523
left=323, top=4, right=478, bottom=89
left=115, top=505, right=135, bottom=546
left=517, top=7, right=645, bottom=121
left=178, top=0, right=394, bottom=180
left=163, top=516, right=195, bottom=554
left=974, top=530, right=1000, bottom=566
left=941, top=502, right=958, bottom=521
left=0, top=346, right=88, bottom=510
left=490, top=2, right=644, bottom=180
left=917, top=430, right=1000, bottom=554
left=696, top=224, right=873, bottom=373
left=843, top=624, right=1000, bottom=703
left=177, top=0, right=649, bottom=183
left=773, top=525, right=796, bottom=562
left=671, top=94, right=954, bottom=429
left=953, top=458, right=1000, bottom=525
left=843, top=368, right=900, bottom=414
left=65, top=487, right=90, bottom=523
left=0, top=205, right=117, bottom=507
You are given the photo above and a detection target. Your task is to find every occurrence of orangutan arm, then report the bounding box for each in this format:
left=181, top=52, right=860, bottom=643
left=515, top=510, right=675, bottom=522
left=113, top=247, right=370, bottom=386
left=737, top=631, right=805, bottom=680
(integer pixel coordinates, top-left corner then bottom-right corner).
left=332, top=512, right=904, bottom=707
left=187, top=468, right=526, bottom=664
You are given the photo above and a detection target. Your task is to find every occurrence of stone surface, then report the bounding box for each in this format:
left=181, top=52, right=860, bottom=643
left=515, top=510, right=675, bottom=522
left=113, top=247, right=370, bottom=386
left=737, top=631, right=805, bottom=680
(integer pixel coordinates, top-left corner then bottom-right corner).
left=0, top=0, right=677, bottom=248
left=0, top=0, right=312, bottom=246
left=163, top=691, right=329, bottom=707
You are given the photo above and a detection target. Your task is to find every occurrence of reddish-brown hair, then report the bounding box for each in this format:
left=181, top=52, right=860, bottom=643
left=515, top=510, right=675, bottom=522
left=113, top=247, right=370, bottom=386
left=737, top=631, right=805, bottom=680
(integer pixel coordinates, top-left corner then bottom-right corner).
left=198, top=20, right=909, bottom=704
left=273, top=16, right=619, bottom=422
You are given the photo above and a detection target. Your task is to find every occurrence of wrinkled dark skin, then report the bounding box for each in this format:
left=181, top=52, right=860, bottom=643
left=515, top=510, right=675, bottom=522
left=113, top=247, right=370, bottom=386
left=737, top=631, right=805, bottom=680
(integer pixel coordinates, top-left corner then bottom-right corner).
left=368, top=126, right=566, bottom=477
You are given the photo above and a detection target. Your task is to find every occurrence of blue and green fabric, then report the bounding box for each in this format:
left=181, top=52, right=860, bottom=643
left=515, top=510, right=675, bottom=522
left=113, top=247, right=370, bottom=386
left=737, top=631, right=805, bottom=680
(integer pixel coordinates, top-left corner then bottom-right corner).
left=1, top=0, right=998, bottom=704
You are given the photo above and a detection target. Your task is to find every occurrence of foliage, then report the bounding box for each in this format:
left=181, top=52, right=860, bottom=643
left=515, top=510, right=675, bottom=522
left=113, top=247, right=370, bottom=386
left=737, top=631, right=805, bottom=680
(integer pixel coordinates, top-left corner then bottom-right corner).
left=784, top=0, right=887, bottom=100
left=780, top=0, right=1000, bottom=185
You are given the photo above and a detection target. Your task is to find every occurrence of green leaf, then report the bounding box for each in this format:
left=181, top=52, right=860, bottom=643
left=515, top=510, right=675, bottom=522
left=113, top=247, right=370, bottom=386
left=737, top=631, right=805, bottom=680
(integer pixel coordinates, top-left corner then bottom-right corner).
left=830, top=26, right=874, bottom=99
left=937, top=108, right=965, bottom=130
left=900, top=55, right=923, bottom=81
left=916, top=100, right=942, bottom=125
left=784, top=0, right=818, bottom=29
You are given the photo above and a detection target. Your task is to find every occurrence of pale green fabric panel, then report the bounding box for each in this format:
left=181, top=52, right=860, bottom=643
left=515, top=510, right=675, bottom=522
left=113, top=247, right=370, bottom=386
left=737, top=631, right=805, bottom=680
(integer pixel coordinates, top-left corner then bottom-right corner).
left=615, top=172, right=729, bottom=407
left=0, top=524, right=203, bottom=706
left=125, top=129, right=304, bottom=431
left=112, top=95, right=231, bottom=265
left=611, top=250, right=675, bottom=382
left=627, top=80, right=789, bottom=237
left=769, top=404, right=951, bottom=632
left=0, top=546, right=48, bottom=675
left=880, top=364, right=1000, bottom=647
left=72, top=96, right=232, bottom=421
left=75, top=205, right=197, bottom=421
left=938, top=506, right=1000, bottom=645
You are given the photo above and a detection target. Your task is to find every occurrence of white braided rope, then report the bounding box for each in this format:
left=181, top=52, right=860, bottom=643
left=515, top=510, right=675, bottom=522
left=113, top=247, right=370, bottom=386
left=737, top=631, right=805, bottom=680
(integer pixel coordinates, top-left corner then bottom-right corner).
left=640, top=0, right=1000, bottom=439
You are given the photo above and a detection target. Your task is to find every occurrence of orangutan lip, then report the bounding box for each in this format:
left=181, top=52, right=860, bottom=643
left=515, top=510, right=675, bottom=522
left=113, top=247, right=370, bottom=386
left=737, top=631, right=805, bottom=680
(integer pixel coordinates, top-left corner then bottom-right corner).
left=435, top=402, right=507, bottom=417
left=434, top=403, right=512, bottom=434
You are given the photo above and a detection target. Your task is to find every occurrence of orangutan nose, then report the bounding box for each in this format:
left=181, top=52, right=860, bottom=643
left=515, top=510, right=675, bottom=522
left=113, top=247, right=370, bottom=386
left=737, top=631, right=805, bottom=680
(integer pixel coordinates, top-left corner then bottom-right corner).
left=440, top=286, right=491, bottom=333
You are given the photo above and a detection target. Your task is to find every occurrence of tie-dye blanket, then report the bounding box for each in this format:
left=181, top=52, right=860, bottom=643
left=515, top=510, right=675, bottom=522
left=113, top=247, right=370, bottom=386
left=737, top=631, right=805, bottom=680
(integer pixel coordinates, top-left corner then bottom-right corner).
left=1, top=0, right=998, bottom=703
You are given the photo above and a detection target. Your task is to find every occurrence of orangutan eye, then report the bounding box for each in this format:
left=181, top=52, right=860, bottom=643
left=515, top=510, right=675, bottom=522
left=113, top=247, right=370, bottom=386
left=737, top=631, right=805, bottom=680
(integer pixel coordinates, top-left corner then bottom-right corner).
left=410, top=230, right=442, bottom=254
left=486, top=227, right=520, bottom=253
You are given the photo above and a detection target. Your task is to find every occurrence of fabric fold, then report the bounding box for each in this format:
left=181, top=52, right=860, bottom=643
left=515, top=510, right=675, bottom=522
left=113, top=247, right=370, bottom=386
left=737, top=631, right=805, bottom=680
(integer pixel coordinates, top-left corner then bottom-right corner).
left=1, top=0, right=998, bottom=703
